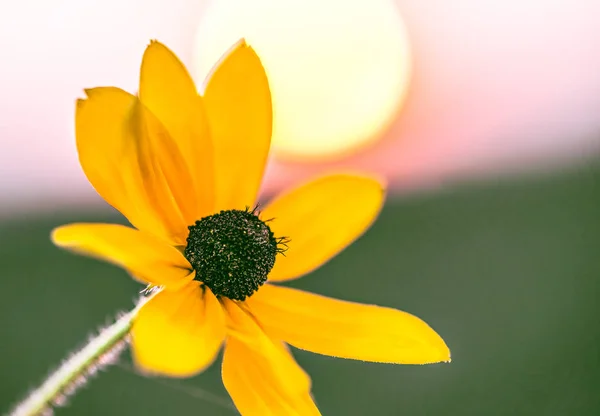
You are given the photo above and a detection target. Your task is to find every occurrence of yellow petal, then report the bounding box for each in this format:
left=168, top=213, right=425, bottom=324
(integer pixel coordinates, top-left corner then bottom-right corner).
left=263, top=174, right=385, bottom=282
left=202, top=39, right=272, bottom=211
left=221, top=299, right=320, bottom=416
left=76, top=87, right=190, bottom=244
left=139, top=41, right=215, bottom=220
left=51, top=223, right=193, bottom=290
left=131, top=282, right=226, bottom=377
left=246, top=284, right=451, bottom=365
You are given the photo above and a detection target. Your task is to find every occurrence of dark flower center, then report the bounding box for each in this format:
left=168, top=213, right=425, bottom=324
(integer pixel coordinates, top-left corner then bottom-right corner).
left=184, top=208, right=283, bottom=301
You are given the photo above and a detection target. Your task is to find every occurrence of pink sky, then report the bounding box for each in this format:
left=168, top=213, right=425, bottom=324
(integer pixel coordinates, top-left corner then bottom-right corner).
left=1, top=0, right=600, bottom=213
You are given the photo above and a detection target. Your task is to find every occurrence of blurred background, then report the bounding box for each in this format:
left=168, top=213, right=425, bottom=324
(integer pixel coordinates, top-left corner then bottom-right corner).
left=1, top=0, right=600, bottom=415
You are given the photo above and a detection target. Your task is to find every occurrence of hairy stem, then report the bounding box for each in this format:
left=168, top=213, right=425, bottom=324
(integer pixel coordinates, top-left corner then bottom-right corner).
left=10, top=293, right=155, bottom=416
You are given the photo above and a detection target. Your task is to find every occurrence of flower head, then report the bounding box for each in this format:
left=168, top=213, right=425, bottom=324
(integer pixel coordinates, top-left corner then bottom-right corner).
left=52, top=40, right=450, bottom=414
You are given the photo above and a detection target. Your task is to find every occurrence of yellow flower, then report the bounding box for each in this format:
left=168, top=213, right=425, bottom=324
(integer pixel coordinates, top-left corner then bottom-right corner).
left=52, top=40, right=450, bottom=415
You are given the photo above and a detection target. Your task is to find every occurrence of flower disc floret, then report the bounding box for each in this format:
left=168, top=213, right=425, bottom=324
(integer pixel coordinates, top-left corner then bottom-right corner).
left=185, top=209, right=279, bottom=300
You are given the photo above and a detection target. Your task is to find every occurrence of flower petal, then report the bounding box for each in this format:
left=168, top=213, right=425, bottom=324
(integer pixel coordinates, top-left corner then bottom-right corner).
left=131, top=282, right=226, bottom=377
left=202, top=39, right=272, bottom=211
left=76, top=87, right=190, bottom=244
left=263, top=174, right=386, bottom=282
left=139, top=41, right=215, bottom=220
left=246, top=284, right=451, bottom=365
left=51, top=223, right=193, bottom=289
left=221, top=299, right=320, bottom=416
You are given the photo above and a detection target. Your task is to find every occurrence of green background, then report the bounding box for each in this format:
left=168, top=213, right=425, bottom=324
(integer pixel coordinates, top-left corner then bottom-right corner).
left=2, top=163, right=599, bottom=415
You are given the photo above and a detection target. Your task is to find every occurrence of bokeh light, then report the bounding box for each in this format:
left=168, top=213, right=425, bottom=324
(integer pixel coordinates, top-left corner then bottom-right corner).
left=193, top=0, right=412, bottom=160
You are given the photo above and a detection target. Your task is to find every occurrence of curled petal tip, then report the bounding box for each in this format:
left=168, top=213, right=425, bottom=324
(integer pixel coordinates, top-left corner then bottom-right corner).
left=50, top=226, right=69, bottom=246
left=426, top=339, right=451, bottom=364
left=145, top=39, right=167, bottom=51
left=49, top=228, right=59, bottom=245
left=81, top=87, right=106, bottom=99
left=234, top=38, right=248, bottom=47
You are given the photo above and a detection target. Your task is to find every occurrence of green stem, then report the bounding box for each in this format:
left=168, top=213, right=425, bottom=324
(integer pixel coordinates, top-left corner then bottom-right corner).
left=10, top=293, right=155, bottom=416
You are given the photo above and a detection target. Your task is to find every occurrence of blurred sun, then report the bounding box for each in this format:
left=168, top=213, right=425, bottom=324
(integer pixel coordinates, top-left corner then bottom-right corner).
left=193, top=0, right=412, bottom=160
